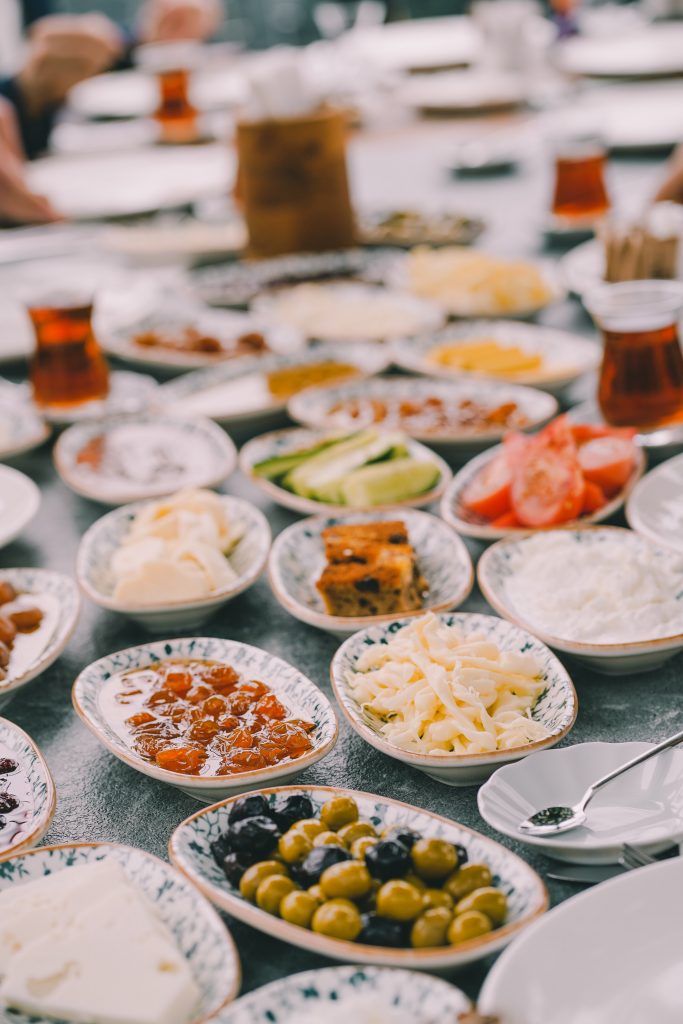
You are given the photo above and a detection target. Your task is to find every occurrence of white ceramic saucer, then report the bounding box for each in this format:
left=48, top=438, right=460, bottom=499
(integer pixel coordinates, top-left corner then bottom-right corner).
left=0, top=466, right=40, bottom=548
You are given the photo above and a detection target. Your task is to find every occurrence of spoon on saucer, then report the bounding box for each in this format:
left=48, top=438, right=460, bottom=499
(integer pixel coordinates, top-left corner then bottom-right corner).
left=519, top=726, right=683, bottom=837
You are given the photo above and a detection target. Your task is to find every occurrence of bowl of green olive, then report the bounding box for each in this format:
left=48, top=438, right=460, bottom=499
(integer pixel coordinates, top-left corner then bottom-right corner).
left=169, top=785, right=548, bottom=968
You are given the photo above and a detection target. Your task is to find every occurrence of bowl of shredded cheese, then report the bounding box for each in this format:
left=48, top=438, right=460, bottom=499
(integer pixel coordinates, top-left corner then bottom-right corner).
left=330, top=611, right=577, bottom=786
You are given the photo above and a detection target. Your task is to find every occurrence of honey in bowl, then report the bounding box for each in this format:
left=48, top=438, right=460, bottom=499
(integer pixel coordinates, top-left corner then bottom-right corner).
left=551, top=135, right=610, bottom=227
left=28, top=296, right=109, bottom=411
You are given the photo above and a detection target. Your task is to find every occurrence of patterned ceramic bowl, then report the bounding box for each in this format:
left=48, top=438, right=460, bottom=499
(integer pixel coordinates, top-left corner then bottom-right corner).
left=331, top=612, right=578, bottom=786
left=72, top=637, right=338, bottom=802
left=268, top=509, right=473, bottom=638
left=77, top=495, right=271, bottom=632
left=0, top=718, right=56, bottom=862
left=169, top=785, right=548, bottom=970
left=0, top=842, right=240, bottom=1024
left=0, top=568, right=80, bottom=712
left=0, top=399, right=50, bottom=461
left=219, top=965, right=470, bottom=1022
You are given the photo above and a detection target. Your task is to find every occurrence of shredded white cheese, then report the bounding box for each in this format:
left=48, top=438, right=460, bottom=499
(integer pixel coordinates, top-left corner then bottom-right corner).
left=345, top=612, right=550, bottom=756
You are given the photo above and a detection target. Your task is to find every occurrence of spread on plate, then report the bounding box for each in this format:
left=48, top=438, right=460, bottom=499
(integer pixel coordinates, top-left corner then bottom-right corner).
left=345, top=612, right=550, bottom=755
left=315, top=521, right=427, bottom=617
left=0, top=746, right=33, bottom=854
left=133, top=324, right=268, bottom=358
left=0, top=861, right=200, bottom=1024
left=0, top=581, right=44, bottom=684
left=110, top=489, right=243, bottom=606
left=266, top=361, right=360, bottom=399
left=359, top=208, right=484, bottom=247
left=427, top=338, right=544, bottom=379
left=211, top=790, right=508, bottom=949
left=103, top=659, right=315, bottom=776
left=324, top=394, right=528, bottom=436
left=460, top=417, right=638, bottom=529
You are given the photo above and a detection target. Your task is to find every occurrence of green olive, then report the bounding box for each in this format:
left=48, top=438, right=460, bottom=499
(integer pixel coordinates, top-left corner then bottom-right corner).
left=444, top=863, right=493, bottom=902
left=351, top=836, right=378, bottom=860
left=307, top=884, right=325, bottom=903
left=448, top=910, right=493, bottom=945
left=422, top=888, right=454, bottom=912
left=411, top=838, right=458, bottom=882
left=313, top=830, right=345, bottom=848
left=278, top=830, right=313, bottom=864
left=376, top=880, right=424, bottom=922
left=280, top=890, right=319, bottom=928
left=337, top=821, right=376, bottom=847
left=320, top=797, right=359, bottom=832
left=311, top=898, right=362, bottom=941
left=239, top=861, right=288, bottom=901
left=455, top=887, right=508, bottom=926
left=410, top=907, right=452, bottom=948
left=255, top=875, right=298, bottom=915
left=293, top=819, right=325, bottom=840
left=320, top=861, right=372, bottom=900
left=404, top=872, right=427, bottom=892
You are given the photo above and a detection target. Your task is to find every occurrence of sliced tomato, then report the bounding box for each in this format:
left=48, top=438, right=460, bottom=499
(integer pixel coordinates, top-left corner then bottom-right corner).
left=511, top=418, right=585, bottom=528
left=462, top=453, right=511, bottom=520
left=503, top=431, right=531, bottom=469
left=582, top=479, right=607, bottom=514
left=491, top=510, right=522, bottom=528
left=571, top=423, right=637, bottom=444
left=578, top=436, right=636, bottom=492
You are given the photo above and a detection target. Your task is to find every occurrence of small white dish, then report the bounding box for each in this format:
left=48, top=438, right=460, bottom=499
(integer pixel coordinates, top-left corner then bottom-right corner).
left=392, top=320, right=601, bottom=396
left=77, top=495, right=271, bottom=632
left=399, top=69, right=527, bottom=115
left=0, top=467, right=40, bottom=549
left=0, top=841, right=241, bottom=1022
left=40, top=370, right=157, bottom=426
left=0, top=568, right=80, bottom=712
left=441, top=441, right=646, bottom=542
left=241, top=427, right=451, bottom=517
left=169, top=784, right=548, bottom=970
left=220, top=965, right=470, bottom=1022
left=626, top=452, right=683, bottom=554
left=287, top=374, right=558, bottom=460
left=0, top=717, right=56, bottom=862
left=478, top=526, right=683, bottom=675
left=479, top=740, right=683, bottom=866
left=54, top=413, right=237, bottom=506
left=269, top=509, right=473, bottom=638
left=331, top=612, right=577, bottom=787
left=478, top=858, right=683, bottom=1024
left=72, top=636, right=338, bottom=803
left=0, top=400, right=50, bottom=461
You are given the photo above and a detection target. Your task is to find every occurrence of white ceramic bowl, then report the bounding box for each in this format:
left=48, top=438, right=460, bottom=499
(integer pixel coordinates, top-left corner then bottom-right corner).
left=169, top=784, right=548, bottom=970
left=392, top=319, right=600, bottom=396
left=287, top=374, right=558, bottom=460
left=0, top=717, right=56, bottom=862
left=77, top=495, right=271, bottom=632
left=479, top=740, right=683, bottom=865
left=441, top=441, right=646, bottom=542
left=0, top=400, right=50, bottom=461
left=241, top=427, right=452, bottom=517
left=479, top=858, right=683, bottom=1024
left=0, top=467, right=40, bottom=549
left=330, top=612, right=577, bottom=787
left=0, top=841, right=240, bottom=1023
left=72, top=636, right=338, bottom=803
left=0, top=568, right=80, bottom=712
left=626, top=451, right=683, bottom=554
left=478, top=526, right=683, bottom=674
left=268, top=509, right=473, bottom=638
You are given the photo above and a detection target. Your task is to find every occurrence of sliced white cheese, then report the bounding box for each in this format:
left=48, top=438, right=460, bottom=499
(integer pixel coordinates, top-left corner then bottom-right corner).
left=113, top=558, right=210, bottom=604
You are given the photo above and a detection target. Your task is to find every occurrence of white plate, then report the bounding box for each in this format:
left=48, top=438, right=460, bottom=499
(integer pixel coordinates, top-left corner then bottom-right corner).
left=564, top=81, right=683, bottom=152
left=0, top=467, right=40, bottom=549
left=331, top=612, right=577, bottom=787
left=54, top=413, right=237, bottom=506
left=348, top=16, right=481, bottom=73
left=77, top=494, right=271, bottom=632
left=392, top=320, right=601, bottom=396
left=399, top=70, right=526, bottom=114
left=626, top=453, right=683, bottom=553
left=478, top=526, right=683, bottom=674
left=479, top=741, right=683, bottom=865
left=287, top=374, right=558, bottom=459
left=0, top=717, right=56, bottom=862
left=103, top=218, right=247, bottom=265
left=0, top=400, right=49, bottom=460
left=72, top=637, right=338, bottom=803
left=269, top=509, right=473, bottom=638
left=40, top=370, right=157, bottom=427
left=241, top=427, right=452, bottom=516
left=556, top=24, right=683, bottom=79
left=479, top=858, right=683, bottom=1024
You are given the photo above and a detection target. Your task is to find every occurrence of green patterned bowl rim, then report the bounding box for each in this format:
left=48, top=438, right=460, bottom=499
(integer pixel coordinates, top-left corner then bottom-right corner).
left=0, top=717, right=56, bottom=863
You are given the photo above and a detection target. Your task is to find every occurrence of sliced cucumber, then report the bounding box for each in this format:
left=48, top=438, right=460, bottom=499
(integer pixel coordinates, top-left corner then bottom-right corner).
left=252, top=436, right=349, bottom=481
left=341, top=457, right=440, bottom=507
left=285, top=430, right=403, bottom=500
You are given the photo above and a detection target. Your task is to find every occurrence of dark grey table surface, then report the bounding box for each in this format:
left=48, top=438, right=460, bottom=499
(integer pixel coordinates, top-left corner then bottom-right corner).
left=2, top=112, right=682, bottom=1005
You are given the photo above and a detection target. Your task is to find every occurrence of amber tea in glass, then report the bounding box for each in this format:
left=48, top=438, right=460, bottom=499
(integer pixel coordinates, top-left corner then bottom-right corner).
left=551, top=135, right=610, bottom=227
left=154, top=67, right=199, bottom=144
left=586, top=280, right=683, bottom=429
left=28, top=294, right=109, bottom=411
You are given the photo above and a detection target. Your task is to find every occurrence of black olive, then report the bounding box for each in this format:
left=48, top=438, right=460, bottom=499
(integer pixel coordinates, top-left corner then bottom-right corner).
left=359, top=913, right=406, bottom=947
left=0, top=815, right=5, bottom=831
left=383, top=826, right=419, bottom=851
left=291, top=844, right=352, bottom=887
left=0, top=758, right=17, bottom=776
left=454, top=843, right=468, bottom=868
left=219, top=852, right=250, bottom=887
left=0, top=792, right=18, bottom=815
left=227, top=794, right=272, bottom=826
left=365, top=839, right=410, bottom=881
left=271, top=793, right=314, bottom=831
left=210, top=832, right=233, bottom=867
left=225, top=816, right=281, bottom=857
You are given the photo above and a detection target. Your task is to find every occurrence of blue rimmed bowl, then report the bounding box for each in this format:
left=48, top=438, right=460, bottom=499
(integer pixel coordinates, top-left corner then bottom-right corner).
left=0, top=718, right=56, bottom=862
left=331, top=612, right=578, bottom=787
left=0, top=842, right=240, bottom=1023
left=77, top=495, right=271, bottom=632
left=72, top=637, right=338, bottom=802
left=268, top=509, right=473, bottom=638
left=169, top=784, right=548, bottom=970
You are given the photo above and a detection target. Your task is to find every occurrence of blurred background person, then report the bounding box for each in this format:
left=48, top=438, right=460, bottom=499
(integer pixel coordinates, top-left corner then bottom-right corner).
left=0, top=96, right=59, bottom=224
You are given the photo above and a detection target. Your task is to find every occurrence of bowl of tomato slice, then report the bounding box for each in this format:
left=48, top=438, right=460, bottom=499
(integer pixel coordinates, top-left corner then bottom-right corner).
left=440, top=416, right=646, bottom=541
